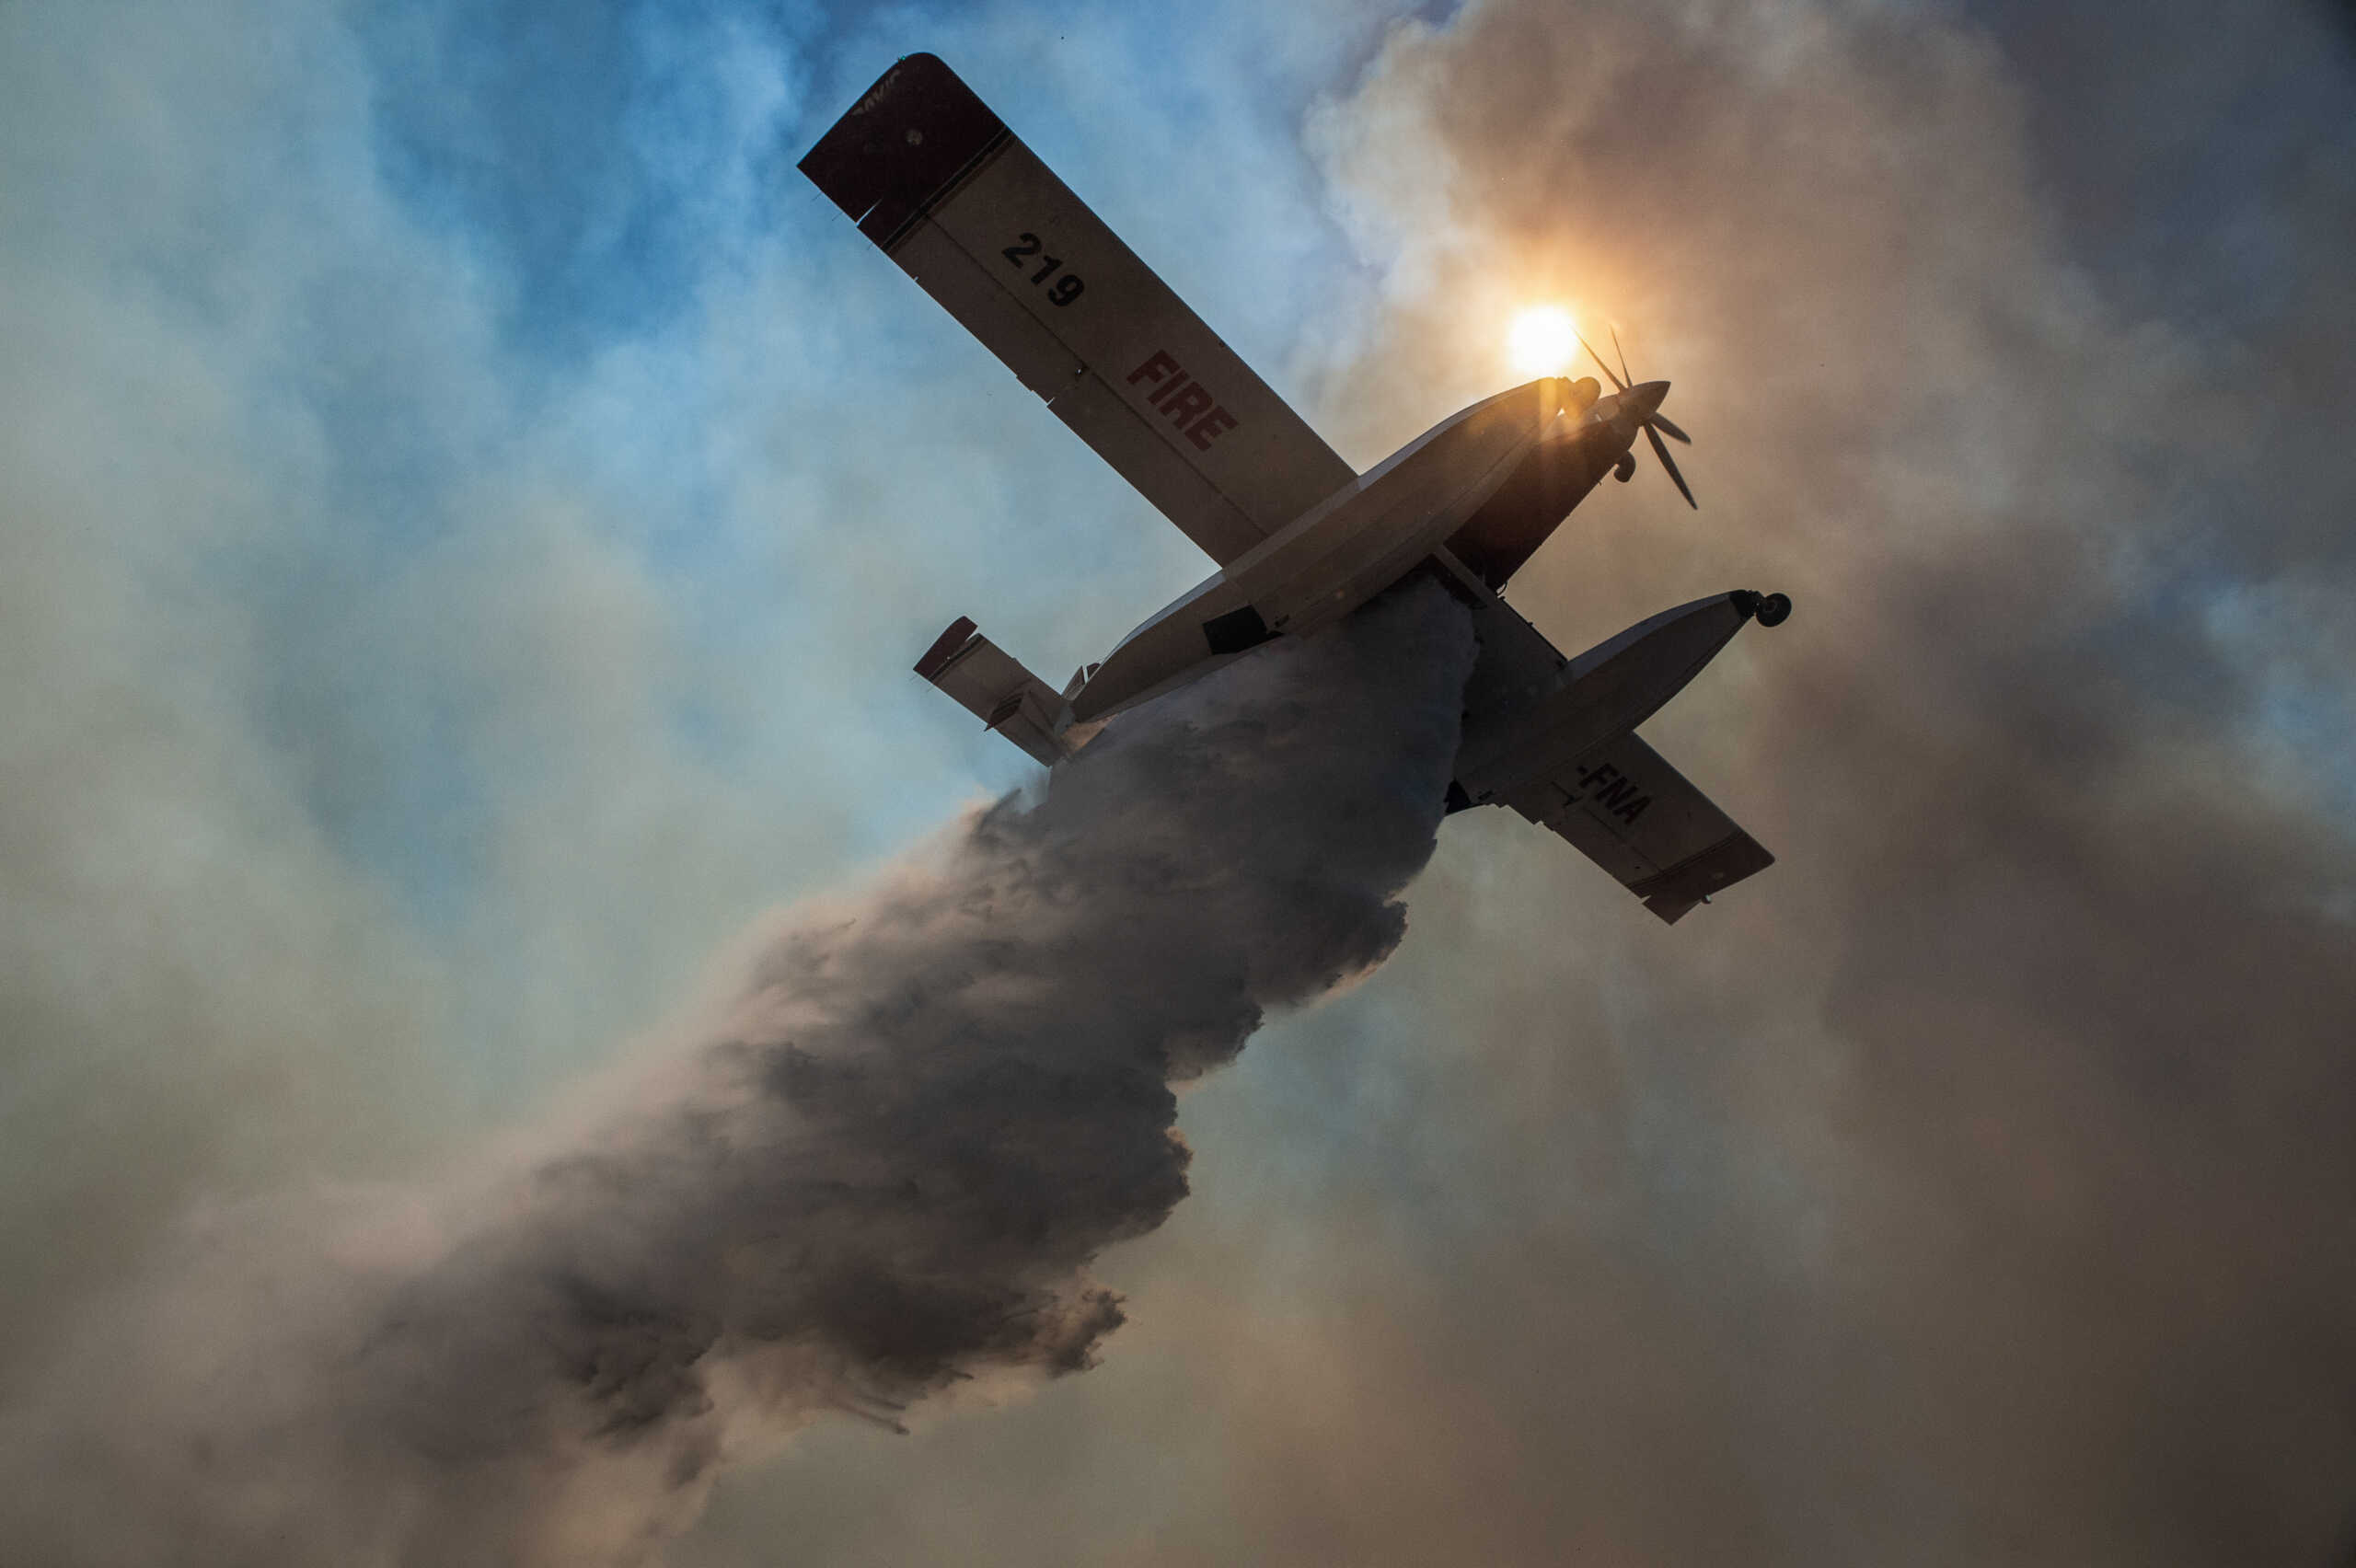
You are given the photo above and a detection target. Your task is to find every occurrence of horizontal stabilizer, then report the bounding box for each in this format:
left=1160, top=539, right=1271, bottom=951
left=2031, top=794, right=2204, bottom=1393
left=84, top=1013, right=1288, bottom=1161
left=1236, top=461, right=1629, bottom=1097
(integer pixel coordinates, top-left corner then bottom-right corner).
left=914, top=617, right=1070, bottom=767
left=1496, top=732, right=1773, bottom=923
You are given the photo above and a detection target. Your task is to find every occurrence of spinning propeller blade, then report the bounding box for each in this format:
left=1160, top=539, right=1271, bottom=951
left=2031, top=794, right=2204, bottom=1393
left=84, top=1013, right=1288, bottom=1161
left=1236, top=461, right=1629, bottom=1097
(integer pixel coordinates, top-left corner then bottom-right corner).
left=1578, top=331, right=1629, bottom=393
left=1646, top=423, right=1697, bottom=510
left=1579, top=325, right=1699, bottom=507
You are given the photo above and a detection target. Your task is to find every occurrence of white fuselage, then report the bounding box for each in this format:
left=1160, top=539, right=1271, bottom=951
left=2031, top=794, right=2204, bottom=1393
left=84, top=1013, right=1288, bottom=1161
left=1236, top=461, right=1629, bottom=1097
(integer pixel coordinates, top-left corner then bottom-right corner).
left=1068, top=375, right=1625, bottom=724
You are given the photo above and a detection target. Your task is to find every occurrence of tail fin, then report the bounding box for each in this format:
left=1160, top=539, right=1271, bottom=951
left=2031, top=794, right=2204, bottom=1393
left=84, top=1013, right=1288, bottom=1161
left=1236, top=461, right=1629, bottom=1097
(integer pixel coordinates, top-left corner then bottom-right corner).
left=914, top=617, right=1071, bottom=767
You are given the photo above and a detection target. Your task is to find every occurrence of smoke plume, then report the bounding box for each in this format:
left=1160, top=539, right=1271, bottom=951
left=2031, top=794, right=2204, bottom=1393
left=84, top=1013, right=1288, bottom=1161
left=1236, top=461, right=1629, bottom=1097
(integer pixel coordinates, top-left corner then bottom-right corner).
left=0, top=582, right=1475, bottom=1566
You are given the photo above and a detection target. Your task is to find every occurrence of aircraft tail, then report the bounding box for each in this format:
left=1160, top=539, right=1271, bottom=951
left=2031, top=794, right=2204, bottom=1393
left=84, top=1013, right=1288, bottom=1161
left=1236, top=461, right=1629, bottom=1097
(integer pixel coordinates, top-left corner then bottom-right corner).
left=914, top=617, right=1072, bottom=767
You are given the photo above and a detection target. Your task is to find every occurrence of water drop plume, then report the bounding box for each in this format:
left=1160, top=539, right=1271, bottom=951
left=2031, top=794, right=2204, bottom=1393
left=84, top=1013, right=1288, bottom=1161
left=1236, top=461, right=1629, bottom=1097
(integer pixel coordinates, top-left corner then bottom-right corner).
left=0, top=580, right=1476, bottom=1566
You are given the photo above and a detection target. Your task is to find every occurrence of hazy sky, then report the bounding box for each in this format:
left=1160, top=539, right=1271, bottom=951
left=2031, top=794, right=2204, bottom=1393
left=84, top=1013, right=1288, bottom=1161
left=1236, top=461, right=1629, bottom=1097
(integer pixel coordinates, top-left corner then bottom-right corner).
left=4, top=0, right=2353, bottom=1563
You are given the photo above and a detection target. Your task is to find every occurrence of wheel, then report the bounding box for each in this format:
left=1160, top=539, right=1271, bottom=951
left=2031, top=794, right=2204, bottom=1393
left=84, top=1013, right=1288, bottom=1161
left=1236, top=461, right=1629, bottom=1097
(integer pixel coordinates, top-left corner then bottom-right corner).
left=1756, top=592, right=1791, bottom=628
left=1611, top=451, right=1636, bottom=482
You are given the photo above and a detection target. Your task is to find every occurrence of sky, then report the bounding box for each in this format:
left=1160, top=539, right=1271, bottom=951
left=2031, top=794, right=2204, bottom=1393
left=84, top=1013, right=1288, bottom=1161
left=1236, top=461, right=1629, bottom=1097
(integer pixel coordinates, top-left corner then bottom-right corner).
left=3, top=0, right=2354, bottom=1562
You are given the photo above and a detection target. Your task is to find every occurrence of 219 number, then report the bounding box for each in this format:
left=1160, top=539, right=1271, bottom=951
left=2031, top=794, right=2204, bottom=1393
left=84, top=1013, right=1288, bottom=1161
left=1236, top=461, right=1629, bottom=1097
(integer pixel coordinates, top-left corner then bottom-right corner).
left=1001, top=233, right=1086, bottom=306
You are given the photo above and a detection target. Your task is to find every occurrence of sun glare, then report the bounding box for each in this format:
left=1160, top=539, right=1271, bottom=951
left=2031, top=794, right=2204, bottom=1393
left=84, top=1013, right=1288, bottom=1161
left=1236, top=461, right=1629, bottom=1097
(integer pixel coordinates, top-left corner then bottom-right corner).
left=1507, top=306, right=1582, bottom=378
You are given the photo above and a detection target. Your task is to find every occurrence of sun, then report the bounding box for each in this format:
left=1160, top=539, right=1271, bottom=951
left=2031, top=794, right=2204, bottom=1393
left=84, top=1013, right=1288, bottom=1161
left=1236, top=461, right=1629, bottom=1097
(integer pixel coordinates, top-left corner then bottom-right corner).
left=1507, top=305, right=1583, bottom=378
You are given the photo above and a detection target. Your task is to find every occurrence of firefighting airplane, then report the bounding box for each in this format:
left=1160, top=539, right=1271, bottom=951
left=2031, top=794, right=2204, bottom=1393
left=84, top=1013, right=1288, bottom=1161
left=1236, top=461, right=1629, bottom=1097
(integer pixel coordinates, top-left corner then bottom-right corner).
left=801, top=54, right=1790, bottom=923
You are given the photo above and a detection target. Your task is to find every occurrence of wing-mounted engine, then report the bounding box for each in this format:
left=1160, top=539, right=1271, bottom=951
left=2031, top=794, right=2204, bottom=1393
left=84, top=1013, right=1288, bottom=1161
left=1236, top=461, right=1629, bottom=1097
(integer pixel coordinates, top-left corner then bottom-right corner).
left=914, top=617, right=1073, bottom=767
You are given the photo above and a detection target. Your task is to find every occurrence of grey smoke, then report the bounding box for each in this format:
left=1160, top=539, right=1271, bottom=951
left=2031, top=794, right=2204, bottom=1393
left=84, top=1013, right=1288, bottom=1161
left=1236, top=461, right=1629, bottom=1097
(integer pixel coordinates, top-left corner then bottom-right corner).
left=0, top=582, right=1474, bottom=1566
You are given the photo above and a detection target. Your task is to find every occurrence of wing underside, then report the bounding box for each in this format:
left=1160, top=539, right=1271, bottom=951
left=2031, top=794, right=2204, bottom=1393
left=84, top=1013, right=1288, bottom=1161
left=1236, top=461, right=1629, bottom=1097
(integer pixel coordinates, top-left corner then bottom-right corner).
left=800, top=53, right=1356, bottom=566
left=1495, top=731, right=1773, bottom=924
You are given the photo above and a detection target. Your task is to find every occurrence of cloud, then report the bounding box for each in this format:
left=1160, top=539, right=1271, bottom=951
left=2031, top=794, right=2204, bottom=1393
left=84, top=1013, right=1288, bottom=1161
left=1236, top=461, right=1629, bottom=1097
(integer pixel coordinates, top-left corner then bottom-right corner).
left=6, top=0, right=2353, bottom=1562
left=687, top=3, right=2356, bottom=1562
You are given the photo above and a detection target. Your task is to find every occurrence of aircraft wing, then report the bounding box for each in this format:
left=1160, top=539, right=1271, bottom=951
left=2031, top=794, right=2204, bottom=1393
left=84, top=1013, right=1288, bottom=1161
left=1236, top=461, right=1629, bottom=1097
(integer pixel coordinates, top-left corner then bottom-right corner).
left=1493, top=732, right=1774, bottom=924
left=800, top=53, right=1357, bottom=566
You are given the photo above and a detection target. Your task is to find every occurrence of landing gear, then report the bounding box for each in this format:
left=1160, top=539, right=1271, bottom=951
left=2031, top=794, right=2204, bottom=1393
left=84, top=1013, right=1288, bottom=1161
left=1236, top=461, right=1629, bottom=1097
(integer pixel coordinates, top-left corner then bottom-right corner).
left=1611, top=451, right=1637, bottom=482
left=1755, top=592, right=1791, bottom=628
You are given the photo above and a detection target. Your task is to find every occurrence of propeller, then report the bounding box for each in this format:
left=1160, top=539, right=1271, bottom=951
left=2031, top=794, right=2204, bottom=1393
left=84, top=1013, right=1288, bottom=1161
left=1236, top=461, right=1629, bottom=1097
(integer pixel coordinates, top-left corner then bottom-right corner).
left=1577, top=327, right=1696, bottom=510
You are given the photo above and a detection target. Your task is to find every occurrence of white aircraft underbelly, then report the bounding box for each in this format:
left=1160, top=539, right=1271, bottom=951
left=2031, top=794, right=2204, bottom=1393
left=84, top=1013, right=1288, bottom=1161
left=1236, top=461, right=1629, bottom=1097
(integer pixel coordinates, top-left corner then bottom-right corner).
left=1069, top=378, right=1576, bottom=722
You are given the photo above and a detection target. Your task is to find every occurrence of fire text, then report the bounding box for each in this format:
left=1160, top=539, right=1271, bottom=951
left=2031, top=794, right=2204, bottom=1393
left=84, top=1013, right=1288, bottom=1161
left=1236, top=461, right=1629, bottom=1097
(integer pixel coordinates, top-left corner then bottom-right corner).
left=1126, top=350, right=1240, bottom=452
